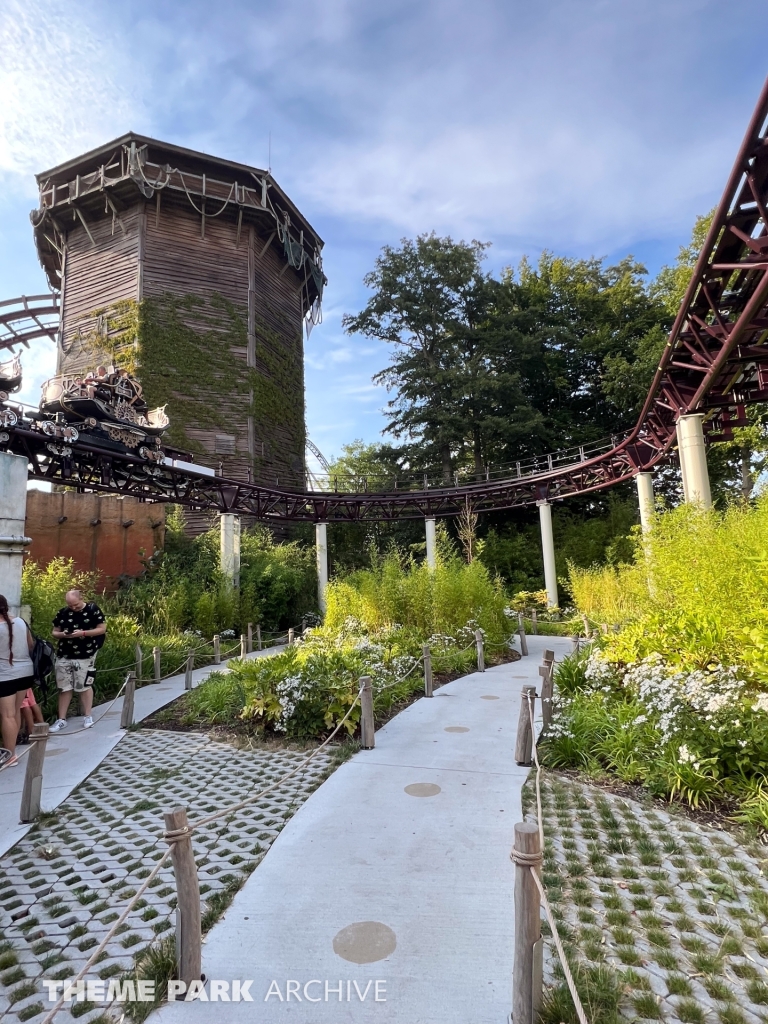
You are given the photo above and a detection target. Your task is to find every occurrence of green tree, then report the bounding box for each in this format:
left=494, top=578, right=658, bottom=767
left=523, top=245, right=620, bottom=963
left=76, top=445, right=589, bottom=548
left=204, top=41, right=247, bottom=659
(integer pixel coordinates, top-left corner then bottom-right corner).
left=342, top=234, right=490, bottom=481
left=482, top=254, right=669, bottom=445
left=325, top=439, right=404, bottom=491
left=343, top=235, right=549, bottom=479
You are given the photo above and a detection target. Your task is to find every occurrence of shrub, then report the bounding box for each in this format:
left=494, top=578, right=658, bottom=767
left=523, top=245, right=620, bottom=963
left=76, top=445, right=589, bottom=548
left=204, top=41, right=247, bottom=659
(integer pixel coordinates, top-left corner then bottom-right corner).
left=184, top=620, right=468, bottom=740
left=544, top=647, right=768, bottom=812
left=324, top=548, right=508, bottom=643
left=569, top=497, right=768, bottom=679
left=183, top=550, right=514, bottom=740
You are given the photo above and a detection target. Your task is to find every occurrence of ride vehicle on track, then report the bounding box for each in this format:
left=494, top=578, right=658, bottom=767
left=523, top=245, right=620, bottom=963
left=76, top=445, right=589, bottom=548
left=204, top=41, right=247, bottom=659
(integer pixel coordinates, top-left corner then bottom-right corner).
left=33, top=365, right=169, bottom=461
left=0, top=354, right=22, bottom=429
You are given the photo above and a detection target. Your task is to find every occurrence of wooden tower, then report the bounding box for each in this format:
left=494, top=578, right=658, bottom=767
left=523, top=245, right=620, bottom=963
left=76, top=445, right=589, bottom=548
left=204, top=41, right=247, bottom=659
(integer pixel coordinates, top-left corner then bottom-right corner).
left=30, top=134, right=325, bottom=509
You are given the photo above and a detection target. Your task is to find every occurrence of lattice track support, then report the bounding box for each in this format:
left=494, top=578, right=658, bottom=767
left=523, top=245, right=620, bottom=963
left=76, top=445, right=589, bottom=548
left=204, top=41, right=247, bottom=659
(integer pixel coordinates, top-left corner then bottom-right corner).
left=316, top=522, right=328, bottom=616
left=536, top=500, right=558, bottom=609
left=676, top=414, right=712, bottom=508
left=425, top=517, right=437, bottom=569
left=0, top=452, right=31, bottom=616
left=220, top=513, right=241, bottom=587
left=635, top=472, right=655, bottom=533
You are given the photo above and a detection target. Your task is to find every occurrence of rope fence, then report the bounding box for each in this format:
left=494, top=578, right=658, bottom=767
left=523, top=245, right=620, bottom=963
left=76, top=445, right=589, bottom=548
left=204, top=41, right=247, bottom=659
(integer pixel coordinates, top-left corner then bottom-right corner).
left=22, top=624, right=555, bottom=1022
left=38, top=676, right=369, bottom=1024
left=509, top=651, right=590, bottom=1024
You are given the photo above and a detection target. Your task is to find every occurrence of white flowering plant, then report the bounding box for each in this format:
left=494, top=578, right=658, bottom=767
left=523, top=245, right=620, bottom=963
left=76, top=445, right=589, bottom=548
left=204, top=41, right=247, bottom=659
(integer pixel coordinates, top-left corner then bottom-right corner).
left=185, top=615, right=500, bottom=740
left=543, top=648, right=768, bottom=809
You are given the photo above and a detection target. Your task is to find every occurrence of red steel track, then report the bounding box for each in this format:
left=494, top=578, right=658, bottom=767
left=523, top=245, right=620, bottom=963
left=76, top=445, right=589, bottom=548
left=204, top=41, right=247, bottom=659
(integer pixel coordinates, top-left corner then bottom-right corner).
left=4, top=80, right=768, bottom=522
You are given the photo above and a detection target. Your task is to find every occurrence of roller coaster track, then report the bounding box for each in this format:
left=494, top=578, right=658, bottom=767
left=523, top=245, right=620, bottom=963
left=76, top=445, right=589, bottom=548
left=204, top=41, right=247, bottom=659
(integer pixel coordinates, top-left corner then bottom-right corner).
left=3, top=79, right=768, bottom=522
left=0, top=294, right=59, bottom=349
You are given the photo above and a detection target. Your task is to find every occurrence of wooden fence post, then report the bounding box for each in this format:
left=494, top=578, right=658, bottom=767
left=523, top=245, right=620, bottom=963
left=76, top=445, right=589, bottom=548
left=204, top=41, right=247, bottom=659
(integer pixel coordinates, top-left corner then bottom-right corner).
left=19, top=723, right=49, bottom=823
left=134, top=643, right=143, bottom=683
left=184, top=653, right=194, bottom=691
left=288, top=627, right=294, bottom=646
left=511, top=821, right=543, bottom=1024
left=153, top=646, right=161, bottom=683
left=163, top=807, right=202, bottom=987
left=213, top=635, right=220, bottom=664
left=515, top=685, right=537, bottom=766
left=517, top=612, right=529, bottom=657
left=247, top=622, right=253, bottom=654
left=538, top=665, right=553, bottom=732
left=240, top=634, right=247, bottom=658
left=120, top=672, right=136, bottom=730
left=531, top=609, right=538, bottom=635
left=581, top=613, right=590, bottom=638
left=360, top=675, right=375, bottom=749
left=423, top=645, right=433, bottom=697
left=256, top=624, right=262, bottom=650
left=475, top=629, right=485, bottom=672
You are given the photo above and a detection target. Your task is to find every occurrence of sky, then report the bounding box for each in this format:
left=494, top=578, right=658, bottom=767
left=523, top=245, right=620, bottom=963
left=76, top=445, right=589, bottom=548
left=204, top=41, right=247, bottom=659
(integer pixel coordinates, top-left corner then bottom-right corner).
left=0, top=0, right=766, bottom=463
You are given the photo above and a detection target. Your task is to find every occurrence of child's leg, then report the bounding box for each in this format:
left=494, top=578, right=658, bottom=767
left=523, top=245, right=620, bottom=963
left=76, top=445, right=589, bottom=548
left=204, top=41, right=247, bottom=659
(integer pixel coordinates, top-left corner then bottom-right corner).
left=21, top=706, right=33, bottom=736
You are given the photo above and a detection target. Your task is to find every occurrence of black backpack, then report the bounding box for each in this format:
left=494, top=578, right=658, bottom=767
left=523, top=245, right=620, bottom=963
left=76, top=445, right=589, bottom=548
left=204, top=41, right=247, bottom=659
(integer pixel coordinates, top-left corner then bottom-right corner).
left=31, top=636, right=56, bottom=698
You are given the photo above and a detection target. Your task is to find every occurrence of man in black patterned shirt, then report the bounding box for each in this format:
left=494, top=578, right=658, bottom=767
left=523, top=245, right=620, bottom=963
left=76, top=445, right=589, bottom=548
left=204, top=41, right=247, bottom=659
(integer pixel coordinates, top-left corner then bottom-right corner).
left=50, top=590, right=107, bottom=731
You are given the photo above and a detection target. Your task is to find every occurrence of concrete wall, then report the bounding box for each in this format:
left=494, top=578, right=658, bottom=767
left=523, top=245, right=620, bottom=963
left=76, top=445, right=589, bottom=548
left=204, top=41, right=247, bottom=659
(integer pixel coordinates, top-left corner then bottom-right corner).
left=25, top=489, right=165, bottom=589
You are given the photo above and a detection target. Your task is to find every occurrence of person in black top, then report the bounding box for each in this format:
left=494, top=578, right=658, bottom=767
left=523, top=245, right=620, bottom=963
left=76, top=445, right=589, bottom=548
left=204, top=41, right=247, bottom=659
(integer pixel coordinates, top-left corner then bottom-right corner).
left=50, top=590, right=106, bottom=732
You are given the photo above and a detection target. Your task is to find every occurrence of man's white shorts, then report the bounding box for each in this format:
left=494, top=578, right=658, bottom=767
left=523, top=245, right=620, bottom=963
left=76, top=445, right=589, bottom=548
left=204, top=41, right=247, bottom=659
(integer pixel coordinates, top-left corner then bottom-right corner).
left=55, top=656, right=96, bottom=693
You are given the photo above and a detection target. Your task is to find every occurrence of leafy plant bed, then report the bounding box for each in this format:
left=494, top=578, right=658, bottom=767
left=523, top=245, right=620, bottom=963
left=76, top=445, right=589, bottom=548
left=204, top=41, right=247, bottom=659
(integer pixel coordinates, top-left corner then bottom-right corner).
left=543, top=646, right=768, bottom=831
left=139, top=646, right=521, bottom=742
left=526, top=771, right=768, bottom=1024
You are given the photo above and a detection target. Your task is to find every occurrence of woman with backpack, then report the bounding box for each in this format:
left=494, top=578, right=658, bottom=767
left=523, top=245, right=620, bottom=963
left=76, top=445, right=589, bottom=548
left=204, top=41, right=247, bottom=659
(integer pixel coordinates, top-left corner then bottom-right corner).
left=0, top=594, right=35, bottom=767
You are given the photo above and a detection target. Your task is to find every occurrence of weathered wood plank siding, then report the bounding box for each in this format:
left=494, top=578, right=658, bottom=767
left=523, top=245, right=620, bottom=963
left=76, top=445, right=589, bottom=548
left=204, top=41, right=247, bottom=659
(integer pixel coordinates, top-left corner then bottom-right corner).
left=37, top=135, right=320, bottom=535
left=143, top=203, right=247, bottom=303
left=58, top=209, right=140, bottom=375
left=140, top=201, right=306, bottom=498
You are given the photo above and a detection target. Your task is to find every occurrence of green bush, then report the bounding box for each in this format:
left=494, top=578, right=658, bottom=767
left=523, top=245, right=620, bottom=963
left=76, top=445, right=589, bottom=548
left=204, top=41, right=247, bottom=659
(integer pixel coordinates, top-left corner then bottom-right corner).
left=324, top=547, right=509, bottom=643
left=182, top=550, right=514, bottom=740
left=112, top=514, right=316, bottom=636
left=569, top=497, right=768, bottom=679
left=547, top=497, right=768, bottom=817
left=543, top=647, right=768, bottom=813
left=184, top=619, right=479, bottom=740
left=21, top=514, right=317, bottom=710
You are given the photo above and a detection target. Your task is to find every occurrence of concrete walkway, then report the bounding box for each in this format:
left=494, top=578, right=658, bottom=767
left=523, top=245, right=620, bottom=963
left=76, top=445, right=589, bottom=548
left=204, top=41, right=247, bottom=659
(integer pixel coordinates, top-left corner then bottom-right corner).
left=0, top=647, right=276, bottom=857
left=152, top=635, right=572, bottom=1024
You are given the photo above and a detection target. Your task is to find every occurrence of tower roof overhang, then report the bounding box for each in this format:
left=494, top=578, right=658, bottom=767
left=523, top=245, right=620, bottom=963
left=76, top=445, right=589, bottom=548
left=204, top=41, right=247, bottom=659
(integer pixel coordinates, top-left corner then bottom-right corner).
left=31, top=132, right=326, bottom=305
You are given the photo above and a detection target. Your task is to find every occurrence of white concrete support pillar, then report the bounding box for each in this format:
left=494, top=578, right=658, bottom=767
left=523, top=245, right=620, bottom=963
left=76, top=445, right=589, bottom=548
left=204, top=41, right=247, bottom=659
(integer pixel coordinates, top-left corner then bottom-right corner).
left=0, top=453, right=30, bottom=616
left=676, top=413, right=712, bottom=508
left=425, top=518, right=436, bottom=569
left=635, top=472, right=655, bottom=533
left=220, top=513, right=241, bottom=588
left=536, top=500, right=558, bottom=609
left=316, top=522, right=328, bottom=616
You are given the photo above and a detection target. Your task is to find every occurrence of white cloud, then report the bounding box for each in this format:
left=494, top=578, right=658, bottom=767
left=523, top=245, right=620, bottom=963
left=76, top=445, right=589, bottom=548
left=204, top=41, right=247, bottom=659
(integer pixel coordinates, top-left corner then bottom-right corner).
left=0, top=0, right=762, bottom=458
left=0, top=0, right=141, bottom=185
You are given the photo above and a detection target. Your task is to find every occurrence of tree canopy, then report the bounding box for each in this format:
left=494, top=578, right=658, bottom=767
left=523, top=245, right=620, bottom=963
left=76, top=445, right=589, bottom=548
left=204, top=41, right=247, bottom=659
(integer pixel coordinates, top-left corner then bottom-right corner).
left=344, top=233, right=670, bottom=479
left=338, top=213, right=768, bottom=557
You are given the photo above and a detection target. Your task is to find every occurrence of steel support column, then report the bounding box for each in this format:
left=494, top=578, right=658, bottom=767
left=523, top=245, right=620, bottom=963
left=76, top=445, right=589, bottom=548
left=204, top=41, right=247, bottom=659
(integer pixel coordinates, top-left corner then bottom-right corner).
left=220, top=513, right=241, bottom=587
left=537, top=500, right=558, bottom=608
left=0, top=452, right=31, bottom=615
left=676, top=414, right=712, bottom=508
left=635, top=473, right=655, bottom=533
left=316, top=522, right=328, bottom=616
left=425, top=518, right=437, bottom=569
